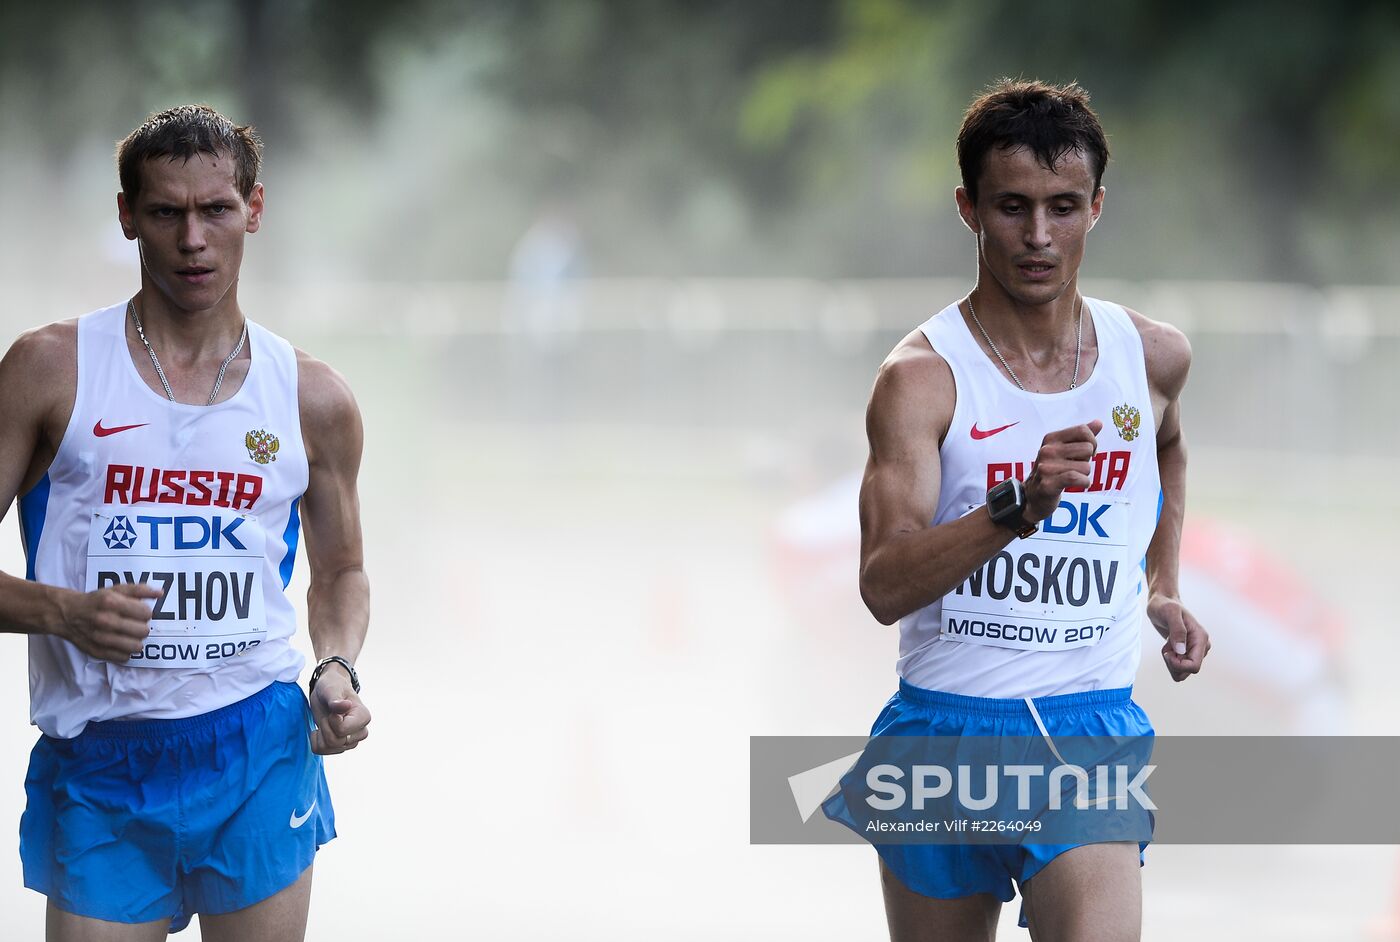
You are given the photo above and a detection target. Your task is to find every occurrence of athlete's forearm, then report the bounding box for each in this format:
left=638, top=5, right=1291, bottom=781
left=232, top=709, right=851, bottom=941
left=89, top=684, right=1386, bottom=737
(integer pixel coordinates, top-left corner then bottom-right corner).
left=1146, top=432, right=1187, bottom=599
left=861, top=510, right=1017, bottom=625
left=0, top=570, right=73, bottom=638
left=306, top=567, right=369, bottom=664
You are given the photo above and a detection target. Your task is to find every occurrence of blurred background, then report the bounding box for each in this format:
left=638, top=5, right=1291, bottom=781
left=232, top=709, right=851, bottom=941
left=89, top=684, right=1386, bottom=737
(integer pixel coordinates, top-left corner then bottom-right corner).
left=1, top=0, right=1398, bottom=938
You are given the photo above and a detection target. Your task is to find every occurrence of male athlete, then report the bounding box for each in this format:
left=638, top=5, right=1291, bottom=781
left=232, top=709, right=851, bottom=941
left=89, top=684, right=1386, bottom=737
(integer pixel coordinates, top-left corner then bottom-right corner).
left=0, top=105, right=371, bottom=940
left=823, top=80, right=1209, bottom=940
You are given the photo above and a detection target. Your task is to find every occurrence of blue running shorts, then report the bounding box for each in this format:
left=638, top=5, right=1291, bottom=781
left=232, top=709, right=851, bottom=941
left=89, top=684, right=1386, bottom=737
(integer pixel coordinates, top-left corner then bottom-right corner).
left=823, top=679, right=1154, bottom=923
left=20, top=681, right=336, bottom=932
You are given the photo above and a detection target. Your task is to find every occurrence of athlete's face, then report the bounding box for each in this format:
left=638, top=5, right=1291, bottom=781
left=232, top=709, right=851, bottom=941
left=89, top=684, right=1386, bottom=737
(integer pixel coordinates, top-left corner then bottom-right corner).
left=955, top=145, right=1103, bottom=309
left=117, top=152, right=263, bottom=315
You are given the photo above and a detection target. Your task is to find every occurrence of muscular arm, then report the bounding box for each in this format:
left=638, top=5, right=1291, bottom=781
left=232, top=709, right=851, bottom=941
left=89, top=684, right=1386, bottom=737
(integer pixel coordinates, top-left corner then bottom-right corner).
left=0, top=323, right=158, bottom=657
left=1146, top=396, right=1186, bottom=600
left=1129, top=310, right=1208, bottom=680
left=297, top=352, right=371, bottom=753
left=860, top=318, right=1114, bottom=627
left=0, top=326, right=70, bottom=636
left=858, top=335, right=1018, bottom=625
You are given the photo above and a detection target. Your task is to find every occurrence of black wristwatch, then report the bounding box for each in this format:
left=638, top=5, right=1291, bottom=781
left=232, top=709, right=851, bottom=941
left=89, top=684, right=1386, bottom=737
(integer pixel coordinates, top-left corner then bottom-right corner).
left=986, top=478, right=1038, bottom=538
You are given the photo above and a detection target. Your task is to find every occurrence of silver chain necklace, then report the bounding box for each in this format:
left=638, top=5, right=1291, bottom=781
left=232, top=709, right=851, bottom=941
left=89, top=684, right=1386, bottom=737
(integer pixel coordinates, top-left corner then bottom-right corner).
left=966, top=292, right=1083, bottom=392
left=127, top=300, right=247, bottom=406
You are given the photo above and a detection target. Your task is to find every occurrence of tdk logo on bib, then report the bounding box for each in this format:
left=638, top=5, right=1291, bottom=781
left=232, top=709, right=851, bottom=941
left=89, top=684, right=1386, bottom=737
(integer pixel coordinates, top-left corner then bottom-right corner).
left=128, top=514, right=247, bottom=551
left=102, top=516, right=137, bottom=550
left=1042, top=501, right=1114, bottom=539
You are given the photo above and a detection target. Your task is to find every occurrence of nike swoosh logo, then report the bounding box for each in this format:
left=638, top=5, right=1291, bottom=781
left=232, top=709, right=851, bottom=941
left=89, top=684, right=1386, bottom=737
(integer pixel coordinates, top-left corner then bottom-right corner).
left=93, top=420, right=149, bottom=437
left=290, top=800, right=317, bottom=829
left=970, top=421, right=1019, bottom=440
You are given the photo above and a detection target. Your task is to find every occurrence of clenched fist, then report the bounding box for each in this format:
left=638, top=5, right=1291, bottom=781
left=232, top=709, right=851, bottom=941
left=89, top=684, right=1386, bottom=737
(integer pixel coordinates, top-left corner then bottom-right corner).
left=57, top=582, right=158, bottom=663
left=1024, top=420, right=1103, bottom=522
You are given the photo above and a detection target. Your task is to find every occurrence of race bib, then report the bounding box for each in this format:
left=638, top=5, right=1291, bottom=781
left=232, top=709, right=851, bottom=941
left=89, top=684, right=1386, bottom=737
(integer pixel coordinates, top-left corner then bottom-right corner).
left=940, top=499, right=1133, bottom=652
left=85, top=507, right=268, bottom=668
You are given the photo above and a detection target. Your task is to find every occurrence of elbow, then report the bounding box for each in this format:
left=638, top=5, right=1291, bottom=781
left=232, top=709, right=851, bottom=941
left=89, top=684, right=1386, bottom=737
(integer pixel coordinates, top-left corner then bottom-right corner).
left=859, top=570, right=904, bottom=626
left=869, top=606, right=902, bottom=627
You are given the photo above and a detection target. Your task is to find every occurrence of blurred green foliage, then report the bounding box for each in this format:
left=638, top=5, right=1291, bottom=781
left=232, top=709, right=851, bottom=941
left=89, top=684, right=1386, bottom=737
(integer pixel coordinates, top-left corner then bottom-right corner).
left=735, top=0, right=1400, bottom=282
left=1, top=0, right=1396, bottom=283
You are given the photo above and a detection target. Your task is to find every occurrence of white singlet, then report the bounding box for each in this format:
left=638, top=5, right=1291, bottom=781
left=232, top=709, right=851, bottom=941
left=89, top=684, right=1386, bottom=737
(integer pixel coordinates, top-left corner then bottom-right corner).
left=18, top=302, right=307, bottom=738
left=898, top=298, right=1161, bottom=698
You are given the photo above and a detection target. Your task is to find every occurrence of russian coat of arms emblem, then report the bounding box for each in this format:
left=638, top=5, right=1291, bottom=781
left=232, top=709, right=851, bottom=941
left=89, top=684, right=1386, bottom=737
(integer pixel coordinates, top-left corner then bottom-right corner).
left=246, top=429, right=280, bottom=464
left=1112, top=404, right=1141, bottom=442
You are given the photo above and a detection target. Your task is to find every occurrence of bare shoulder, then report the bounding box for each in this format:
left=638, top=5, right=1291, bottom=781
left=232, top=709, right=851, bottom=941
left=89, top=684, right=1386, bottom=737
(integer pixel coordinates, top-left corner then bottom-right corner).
left=295, top=349, right=363, bottom=464
left=0, top=320, right=78, bottom=417
left=0, top=320, right=77, bottom=383
left=296, top=348, right=358, bottom=420
left=868, top=328, right=955, bottom=445
left=1122, top=306, right=1191, bottom=401
left=872, top=329, right=953, bottom=410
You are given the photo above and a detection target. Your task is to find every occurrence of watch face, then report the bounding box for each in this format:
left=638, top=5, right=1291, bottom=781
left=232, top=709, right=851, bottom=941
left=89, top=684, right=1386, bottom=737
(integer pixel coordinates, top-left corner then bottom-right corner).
left=987, top=479, right=1020, bottom=520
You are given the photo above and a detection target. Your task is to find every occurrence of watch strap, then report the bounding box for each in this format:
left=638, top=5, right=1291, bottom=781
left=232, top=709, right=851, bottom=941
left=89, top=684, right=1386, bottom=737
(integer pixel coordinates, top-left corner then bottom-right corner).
left=309, top=655, right=361, bottom=694
left=987, top=479, right=1038, bottom=539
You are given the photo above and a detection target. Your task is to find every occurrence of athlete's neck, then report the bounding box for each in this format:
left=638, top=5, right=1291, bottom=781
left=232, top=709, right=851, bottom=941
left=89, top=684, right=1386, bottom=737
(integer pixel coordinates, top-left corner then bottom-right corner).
left=967, top=277, right=1082, bottom=359
left=130, top=284, right=246, bottom=362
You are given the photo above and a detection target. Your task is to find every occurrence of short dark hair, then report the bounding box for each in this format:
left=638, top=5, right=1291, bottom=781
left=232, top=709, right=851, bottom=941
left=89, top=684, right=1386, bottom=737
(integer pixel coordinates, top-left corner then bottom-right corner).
left=116, top=104, right=262, bottom=202
left=956, top=79, right=1109, bottom=203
